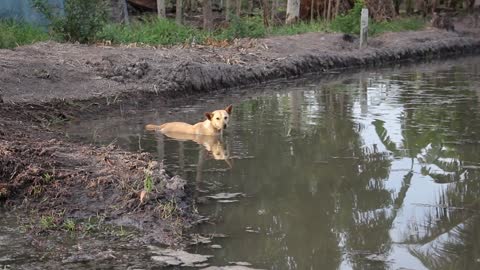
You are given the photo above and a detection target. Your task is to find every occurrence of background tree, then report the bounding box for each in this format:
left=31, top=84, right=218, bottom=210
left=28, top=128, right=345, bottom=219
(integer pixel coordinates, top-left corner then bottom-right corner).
left=226, top=0, right=232, bottom=20
left=176, top=0, right=183, bottom=24
left=157, top=0, right=166, bottom=18
left=203, top=0, right=213, bottom=29
left=110, top=0, right=129, bottom=23
left=262, top=0, right=270, bottom=27
left=286, top=0, right=300, bottom=24
left=364, top=0, right=396, bottom=21
left=236, top=0, right=242, bottom=17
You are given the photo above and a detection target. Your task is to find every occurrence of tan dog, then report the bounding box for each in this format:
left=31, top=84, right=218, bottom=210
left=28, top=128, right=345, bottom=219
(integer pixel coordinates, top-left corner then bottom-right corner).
left=145, top=105, right=233, bottom=136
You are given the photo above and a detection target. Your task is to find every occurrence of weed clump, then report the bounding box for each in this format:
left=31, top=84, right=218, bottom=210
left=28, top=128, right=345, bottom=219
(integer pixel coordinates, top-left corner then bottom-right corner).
left=0, top=19, right=48, bottom=49
left=32, top=0, right=108, bottom=43
left=330, top=0, right=364, bottom=34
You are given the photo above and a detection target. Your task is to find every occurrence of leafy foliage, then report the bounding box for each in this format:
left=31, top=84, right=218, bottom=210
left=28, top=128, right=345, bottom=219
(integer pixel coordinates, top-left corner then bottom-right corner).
left=369, top=17, right=424, bottom=36
left=330, top=0, right=424, bottom=36
left=32, top=0, right=108, bottom=43
left=98, top=17, right=202, bottom=45
left=330, top=0, right=364, bottom=34
left=216, top=15, right=266, bottom=39
left=0, top=19, right=48, bottom=49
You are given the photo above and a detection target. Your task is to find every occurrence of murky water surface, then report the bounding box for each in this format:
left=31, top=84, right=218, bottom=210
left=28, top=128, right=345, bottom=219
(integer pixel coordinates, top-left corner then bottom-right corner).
left=8, top=57, right=480, bottom=269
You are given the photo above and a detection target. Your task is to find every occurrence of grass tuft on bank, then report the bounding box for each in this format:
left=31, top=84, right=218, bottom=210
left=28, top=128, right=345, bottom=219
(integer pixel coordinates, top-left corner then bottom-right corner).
left=98, top=18, right=205, bottom=45
left=0, top=19, right=49, bottom=49
left=369, top=17, right=425, bottom=36
left=96, top=16, right=425, bottom=46
left=2, top=15, right=426, bottom=49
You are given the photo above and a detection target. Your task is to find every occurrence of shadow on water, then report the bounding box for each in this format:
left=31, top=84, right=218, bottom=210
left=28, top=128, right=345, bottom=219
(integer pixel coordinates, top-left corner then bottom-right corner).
left=14, top=56, right=480, bottom=269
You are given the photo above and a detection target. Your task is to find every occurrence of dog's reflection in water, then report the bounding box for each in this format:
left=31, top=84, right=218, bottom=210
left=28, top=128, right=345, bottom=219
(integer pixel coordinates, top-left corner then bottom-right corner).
left=158, top=131, right=232, bottom=168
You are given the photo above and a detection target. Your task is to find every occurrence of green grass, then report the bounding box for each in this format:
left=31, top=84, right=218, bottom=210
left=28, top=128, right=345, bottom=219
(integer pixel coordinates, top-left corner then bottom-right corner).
left=40, top=215, right=56, bottom=230
left=270, top=20, right=330, bottom=36
left=369, top=17, right=425, bottom=36
left=97, top=16, right=266, bottom=46
left=215, top=15, right=266, bottom=40
left=63, top=218, right=76, bottom=232
left=97, top=17, right=206, bottom=45
left=97, top=15, right=424, bottom=46
left=1, top=14, right=425, bottom=49
left=0, top=19, right=49, bottom=49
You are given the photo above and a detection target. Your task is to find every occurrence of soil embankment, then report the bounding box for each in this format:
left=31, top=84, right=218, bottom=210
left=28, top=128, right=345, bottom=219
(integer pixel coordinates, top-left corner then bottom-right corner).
left=1, top=23, right=480, bottom=255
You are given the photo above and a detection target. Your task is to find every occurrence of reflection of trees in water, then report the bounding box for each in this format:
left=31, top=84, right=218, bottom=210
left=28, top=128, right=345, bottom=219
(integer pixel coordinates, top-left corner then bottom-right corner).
left=378, top=61, right=480, bottom=268
left=410, top=215, right=480, bottom=270
left=229, top=84, right=400, bottom=269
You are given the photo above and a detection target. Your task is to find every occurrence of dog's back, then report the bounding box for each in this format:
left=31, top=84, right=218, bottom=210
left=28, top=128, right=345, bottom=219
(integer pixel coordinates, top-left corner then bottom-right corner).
left=145, top=122, right=195, bottom=134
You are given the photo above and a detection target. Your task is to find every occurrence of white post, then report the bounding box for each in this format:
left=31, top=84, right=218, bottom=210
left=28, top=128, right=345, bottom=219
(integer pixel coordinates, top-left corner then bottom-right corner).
left=360, top=8, right=368, bottom=49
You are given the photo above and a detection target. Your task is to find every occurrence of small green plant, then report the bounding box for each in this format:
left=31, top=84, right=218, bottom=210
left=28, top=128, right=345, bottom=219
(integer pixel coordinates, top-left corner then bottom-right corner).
left=63, top=218, right=76, bottom=231
left=97, top=17, right=202, bottom=46
left=82, top=215, right=105, bottom=233
left=157, top=199, right=178, bottom=219
left=32, top=0, right=108, bottom=43
left=369, top=17, right=425, bottom=36
left=270, top=20, right=330, bottom=36
left=216, top=15, right=266, bottom=40
left=330, top=0, right=364, bottom=34
left=31, top=185, right=44, bottom=196
left=42, top=172, right=53, bottom=183
left=83, top=217, right=97, bottom=232
left=40, top=215, right=56, bottom=230
left=115, top=225, right=129, bottom=237
left=144, top=170, right=153, bottom=193
left=0, top=19, right=49, bottom=49
left=142, top=161, right=157, bottom=195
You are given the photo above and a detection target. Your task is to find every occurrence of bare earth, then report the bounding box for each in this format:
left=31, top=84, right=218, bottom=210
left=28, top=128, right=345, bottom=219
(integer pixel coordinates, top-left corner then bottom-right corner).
left=0, top=17, right=480, bottom=267
left=1, top=24, right=479, bottom=103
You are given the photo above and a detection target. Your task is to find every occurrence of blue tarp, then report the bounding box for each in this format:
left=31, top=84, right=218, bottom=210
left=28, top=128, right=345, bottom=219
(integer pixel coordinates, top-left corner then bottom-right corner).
left=0, top=0, right=64, bottom=26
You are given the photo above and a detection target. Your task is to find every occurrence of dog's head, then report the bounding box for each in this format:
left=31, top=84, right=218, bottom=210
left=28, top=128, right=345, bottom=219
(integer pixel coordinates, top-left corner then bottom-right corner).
left=205, top=105, right=233, bottom=131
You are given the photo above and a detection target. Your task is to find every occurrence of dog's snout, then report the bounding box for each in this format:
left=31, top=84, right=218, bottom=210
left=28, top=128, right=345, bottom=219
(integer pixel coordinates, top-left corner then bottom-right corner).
left=223, top=124, right=227, bottom=129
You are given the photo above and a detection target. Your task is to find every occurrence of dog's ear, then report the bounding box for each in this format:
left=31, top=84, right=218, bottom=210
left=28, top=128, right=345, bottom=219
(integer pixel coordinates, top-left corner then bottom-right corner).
left=205, top=112, right=213, bottom=120
left=225, top=104, right=233, bottom=114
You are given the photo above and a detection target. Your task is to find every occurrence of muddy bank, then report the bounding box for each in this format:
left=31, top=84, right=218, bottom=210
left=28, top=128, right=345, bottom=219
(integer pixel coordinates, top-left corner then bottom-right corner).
left=0, top=105, right=209, bottom=268
left=1, top=28, right=480, bottom=105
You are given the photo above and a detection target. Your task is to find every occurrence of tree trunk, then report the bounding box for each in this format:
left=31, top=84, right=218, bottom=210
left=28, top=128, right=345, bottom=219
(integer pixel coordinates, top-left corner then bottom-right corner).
left=327, top=0, right=332, bottom=21
left=262, top=0, right=270, bottom=27
left=226, top=0, right=232, bottom=20
left=176, top=0, right=183, bottom=24
left=271, top=0, right=276, bottom=22
left=286, top=0, right=300, bottom=24
left=466, top=0, right=475, bottom=9
left=157, top=0, right=166, bottom=18
left=236, top=0, right=242, bottom=17
left=406, top=0, right=414, bottom=14
left=431, top=0, right=437, bottom=13
left=323, top=0, right=327, bottom=18
left=393, top=0, right=401, bottom=15
left=191, top=0, right=198, bottom=13
left=109, top=0, right=129, bottom=24
left=248, top=0, right=253, bottom=14
left=365, top=0, right=396, bottom=21
left=310, top=0, right=314, bottom=22
left=335, top=0, right=340, bottom=18
left=203, top=0, right=213, bottom=30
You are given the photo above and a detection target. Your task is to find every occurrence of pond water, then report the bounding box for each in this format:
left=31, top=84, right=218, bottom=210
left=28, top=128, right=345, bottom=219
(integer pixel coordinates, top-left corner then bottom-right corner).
left=64, top=56, right=480, bottom=269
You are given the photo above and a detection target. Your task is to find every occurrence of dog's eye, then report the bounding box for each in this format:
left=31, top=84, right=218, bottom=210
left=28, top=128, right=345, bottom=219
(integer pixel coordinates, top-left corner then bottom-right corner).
left=224, top=117, right=228, bottom=120
left=216, top=117, right=220, bottom=120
